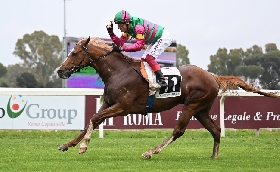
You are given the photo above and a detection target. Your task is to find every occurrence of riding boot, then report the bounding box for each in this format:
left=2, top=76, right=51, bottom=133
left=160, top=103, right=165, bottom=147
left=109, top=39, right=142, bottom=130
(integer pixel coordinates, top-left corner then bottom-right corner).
left=155, top=70, right=167, bottom=88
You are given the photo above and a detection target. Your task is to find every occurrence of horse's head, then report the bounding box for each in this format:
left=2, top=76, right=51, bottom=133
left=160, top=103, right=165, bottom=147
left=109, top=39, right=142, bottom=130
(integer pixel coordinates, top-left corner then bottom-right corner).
left=57, top=37, right=92, bottom=79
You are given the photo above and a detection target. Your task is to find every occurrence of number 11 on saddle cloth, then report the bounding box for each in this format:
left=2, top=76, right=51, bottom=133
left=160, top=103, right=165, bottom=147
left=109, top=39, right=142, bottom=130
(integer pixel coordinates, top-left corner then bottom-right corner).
left=140, top=61, right=182, bottom=98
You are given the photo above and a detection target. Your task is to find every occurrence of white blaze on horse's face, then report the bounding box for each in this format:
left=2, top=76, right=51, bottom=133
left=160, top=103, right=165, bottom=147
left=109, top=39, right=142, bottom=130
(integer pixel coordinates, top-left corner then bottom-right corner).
left=59, top=48, right=74, bottom=68
left=64, top=48, right=74, bottom=63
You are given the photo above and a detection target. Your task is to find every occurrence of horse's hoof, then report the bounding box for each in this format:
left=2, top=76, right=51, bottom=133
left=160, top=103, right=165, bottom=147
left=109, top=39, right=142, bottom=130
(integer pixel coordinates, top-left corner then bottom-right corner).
left=79, top=147, right=87, bottom=154
left=142, top=152, right=152, bottom=159
left=58, top=145, right=68, bottom=152
left=211, top=155, right=218, bottom=158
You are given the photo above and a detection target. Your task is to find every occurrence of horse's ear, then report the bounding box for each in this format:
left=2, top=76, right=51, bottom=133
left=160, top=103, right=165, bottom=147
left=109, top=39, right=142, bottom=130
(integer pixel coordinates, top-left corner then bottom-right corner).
left=85, top=36, right=90, bottom=45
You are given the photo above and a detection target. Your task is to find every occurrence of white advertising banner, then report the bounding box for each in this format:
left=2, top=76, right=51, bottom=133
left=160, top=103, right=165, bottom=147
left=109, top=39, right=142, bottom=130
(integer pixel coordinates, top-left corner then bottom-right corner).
left=0, top=95, right=85, bottom=130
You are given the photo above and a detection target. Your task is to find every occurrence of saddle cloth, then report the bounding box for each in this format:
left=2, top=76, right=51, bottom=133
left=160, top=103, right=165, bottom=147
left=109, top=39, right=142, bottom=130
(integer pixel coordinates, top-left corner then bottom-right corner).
left=140, top=61, right=182, bottom=98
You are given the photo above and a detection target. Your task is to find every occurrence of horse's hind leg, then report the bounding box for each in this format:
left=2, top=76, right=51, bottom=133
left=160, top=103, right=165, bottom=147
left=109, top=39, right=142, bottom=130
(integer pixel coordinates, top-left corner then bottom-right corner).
left=195, top=107, right=221, bottom=158
left=142, top=104, right=196, bottom=159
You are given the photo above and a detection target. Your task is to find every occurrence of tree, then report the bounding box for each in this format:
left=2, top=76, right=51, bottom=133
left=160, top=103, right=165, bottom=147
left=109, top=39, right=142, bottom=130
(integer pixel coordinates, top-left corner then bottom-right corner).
left=208, top=48, right=228, bottom=75
left=244, top=45, right=263, bottom=57
left=0, top=63, right=7, bottom=78
left=258, top=51, right=280, bottom=89
left=176, top=44, right=190, bottom=66
left=207, top=43, right=280, bottom=89
left=46, top=67, right=62, bottom=88
left=235, top=65, right=264, bottom=82
left=227, top=48, right=244, bottom=75
left=208, top=48, right=243, bottom=75
left=5, top=64, right=28, bottom=87
left=13, top=30, right=62, bottom=87
left=16, top=72, right=39, bottom=88
left=0, top=63, right=8, bottom=87
left=265, top=43, right=277, bottom=53
left=0, top=77, right=8, bottom=87
left=243, top=44, right=280, bottom=89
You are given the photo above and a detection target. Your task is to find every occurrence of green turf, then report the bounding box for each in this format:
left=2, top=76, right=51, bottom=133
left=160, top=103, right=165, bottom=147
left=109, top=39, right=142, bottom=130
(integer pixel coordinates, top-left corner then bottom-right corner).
left=0, top=129, right=279, bottom=172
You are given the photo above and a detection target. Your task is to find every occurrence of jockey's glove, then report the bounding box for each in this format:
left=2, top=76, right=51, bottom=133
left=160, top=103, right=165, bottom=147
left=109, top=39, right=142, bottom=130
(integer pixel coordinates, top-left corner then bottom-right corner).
left=112, top=43, right=122, bottom=53
left=106, top=22, right=113, bottom=35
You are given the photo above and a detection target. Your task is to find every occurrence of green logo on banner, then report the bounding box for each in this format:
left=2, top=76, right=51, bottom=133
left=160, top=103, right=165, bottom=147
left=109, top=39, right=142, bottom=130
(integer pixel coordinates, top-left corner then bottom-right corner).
left=7, top=95, right=27, bottom=118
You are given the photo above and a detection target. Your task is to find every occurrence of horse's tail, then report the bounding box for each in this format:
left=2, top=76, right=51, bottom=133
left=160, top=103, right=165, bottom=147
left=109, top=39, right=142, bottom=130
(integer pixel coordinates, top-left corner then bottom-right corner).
left=213, top=75, right=279, bottom=98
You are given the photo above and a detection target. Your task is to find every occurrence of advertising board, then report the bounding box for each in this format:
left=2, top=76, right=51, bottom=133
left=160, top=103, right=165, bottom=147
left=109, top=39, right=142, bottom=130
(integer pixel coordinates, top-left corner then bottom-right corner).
left=0, top=95, right=85, bottom=130
left=85, top=96, right=280, bottom=129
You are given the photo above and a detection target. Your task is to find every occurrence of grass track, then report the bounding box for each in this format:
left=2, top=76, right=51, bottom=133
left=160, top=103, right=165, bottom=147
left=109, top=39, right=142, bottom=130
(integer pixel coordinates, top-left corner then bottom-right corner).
left=0, top=129, right=279, bottom=172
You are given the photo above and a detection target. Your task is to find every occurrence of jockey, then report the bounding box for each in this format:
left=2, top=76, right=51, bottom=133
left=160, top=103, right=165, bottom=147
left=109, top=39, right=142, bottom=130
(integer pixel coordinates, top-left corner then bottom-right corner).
left=106, top=10, right=173, bottom=88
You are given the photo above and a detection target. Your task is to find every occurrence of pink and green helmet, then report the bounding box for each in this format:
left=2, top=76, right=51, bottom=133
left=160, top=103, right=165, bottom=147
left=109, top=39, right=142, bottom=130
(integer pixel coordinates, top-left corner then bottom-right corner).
left=114, top=10, right=132, bottom=24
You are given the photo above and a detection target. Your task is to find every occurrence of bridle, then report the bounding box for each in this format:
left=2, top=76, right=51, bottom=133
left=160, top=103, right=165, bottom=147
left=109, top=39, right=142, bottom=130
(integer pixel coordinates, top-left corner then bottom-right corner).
left=71, top=42, right=143, bottom=78
left=72, top=43, right=113, bottom=72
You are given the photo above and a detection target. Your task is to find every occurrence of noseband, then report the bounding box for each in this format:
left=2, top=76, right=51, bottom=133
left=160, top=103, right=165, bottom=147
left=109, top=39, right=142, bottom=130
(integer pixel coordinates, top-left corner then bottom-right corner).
left=72, top=43, right=113, bottom=72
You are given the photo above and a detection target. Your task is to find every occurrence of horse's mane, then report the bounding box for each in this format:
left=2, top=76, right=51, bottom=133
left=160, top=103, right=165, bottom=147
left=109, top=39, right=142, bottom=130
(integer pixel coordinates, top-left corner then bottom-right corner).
left=81, top=37, right=140, bottom=63
left=89, top=37, right=112, bottom=51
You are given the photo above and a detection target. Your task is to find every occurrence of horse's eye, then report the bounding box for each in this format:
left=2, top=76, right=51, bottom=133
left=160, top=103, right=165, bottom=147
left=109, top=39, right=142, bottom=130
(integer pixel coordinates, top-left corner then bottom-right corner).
left=72, top=52, right=77, bottom=56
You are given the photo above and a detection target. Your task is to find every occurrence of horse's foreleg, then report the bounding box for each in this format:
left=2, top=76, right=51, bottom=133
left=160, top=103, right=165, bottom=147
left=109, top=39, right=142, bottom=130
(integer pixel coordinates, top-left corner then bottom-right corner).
left=58, top=126, right=88, bottom=151
left=195, top=110, right=221, bottom=158
left=78, top=103, right=128, bottom=154
left=78, top=118, right=104, bottom=154
left=58, top=119, right=105, bottom=152
left=142, top=105, right=194, bottom=159
left=58, top=103, right=108, bottom=152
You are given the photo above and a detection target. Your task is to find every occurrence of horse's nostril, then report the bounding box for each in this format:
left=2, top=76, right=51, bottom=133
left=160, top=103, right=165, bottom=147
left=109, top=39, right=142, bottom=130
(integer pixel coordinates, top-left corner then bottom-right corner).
left=57, top=70, right=64, bottom=77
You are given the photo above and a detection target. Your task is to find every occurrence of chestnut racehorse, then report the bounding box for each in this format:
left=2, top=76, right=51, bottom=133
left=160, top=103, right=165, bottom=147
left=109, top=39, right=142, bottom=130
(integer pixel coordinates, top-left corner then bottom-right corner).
left=57, top=37, right=278, bottom=159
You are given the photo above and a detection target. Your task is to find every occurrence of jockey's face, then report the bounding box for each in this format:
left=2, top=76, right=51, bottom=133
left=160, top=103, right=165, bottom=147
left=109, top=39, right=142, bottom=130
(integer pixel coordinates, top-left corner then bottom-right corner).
left=117, top=23, right=129, bottom=32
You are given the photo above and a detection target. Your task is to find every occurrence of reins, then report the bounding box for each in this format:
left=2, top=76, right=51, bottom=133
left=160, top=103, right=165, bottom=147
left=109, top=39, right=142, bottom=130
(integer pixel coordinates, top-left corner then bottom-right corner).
left=75, top=42, right=143, bottom=78
left=116, top=51, right=144, bottom=78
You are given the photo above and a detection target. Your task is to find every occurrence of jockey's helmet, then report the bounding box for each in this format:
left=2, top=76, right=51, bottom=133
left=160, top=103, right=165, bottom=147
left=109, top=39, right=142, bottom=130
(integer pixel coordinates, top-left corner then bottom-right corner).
left=114, top=10, right=132, bottom=24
